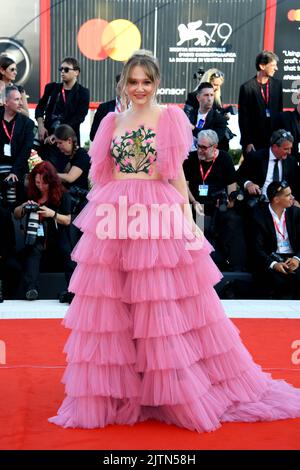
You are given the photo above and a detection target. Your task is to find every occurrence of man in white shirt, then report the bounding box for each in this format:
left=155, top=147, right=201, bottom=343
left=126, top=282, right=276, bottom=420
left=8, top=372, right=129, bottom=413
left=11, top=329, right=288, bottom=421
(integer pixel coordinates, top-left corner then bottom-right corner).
left=237, top=129, right=300, bottom=203
left=251, top=180, right=300, bottom=298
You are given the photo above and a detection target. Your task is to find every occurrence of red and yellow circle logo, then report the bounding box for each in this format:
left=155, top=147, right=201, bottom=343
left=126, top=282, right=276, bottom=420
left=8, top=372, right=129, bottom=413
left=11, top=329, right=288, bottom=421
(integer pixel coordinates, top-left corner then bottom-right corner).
left=287, top=9, right=300, bottom=21
left=77, top=18, right=141, bottom=61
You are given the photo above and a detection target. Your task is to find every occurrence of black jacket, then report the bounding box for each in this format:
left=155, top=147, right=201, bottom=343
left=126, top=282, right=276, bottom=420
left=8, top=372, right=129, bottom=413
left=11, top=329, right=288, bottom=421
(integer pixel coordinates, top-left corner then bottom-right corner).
left=184, top=105, right=227, bottom=147
left=238, top=76, right=283, bottom=150
left=90, top=99, right=116, bottom=141
left=35, top=82, right=90, bottom=144
left=252, top=203, right=300, bottom=270
left=273, top=108, right=300, bottom=162
left=0, top=108, right=34, bottom=179
left=237, top=148, right=300, bottom=201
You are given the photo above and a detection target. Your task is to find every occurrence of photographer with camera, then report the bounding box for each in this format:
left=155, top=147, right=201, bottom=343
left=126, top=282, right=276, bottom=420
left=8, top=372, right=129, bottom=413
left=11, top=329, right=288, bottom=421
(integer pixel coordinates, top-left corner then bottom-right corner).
left=183, top=129, right=247, bottom=271
left=35, top=57, right=89, bottom=172
left=0, top=86, right=34, bottom=207
left=237, top=129, right=300, bottom=205
left=14, top=161, right=75, bottom=301
left=251, top=181, right=300, bottom=299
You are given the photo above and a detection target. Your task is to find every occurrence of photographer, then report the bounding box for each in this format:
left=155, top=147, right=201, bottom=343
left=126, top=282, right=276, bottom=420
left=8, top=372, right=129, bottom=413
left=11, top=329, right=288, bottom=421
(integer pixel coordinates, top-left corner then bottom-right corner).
left=0, top=86, right=34, bottom=207
left=54, top=124, right=90, bottom=211
left=183, top=129, right=247, bottom=271
left=237, top=129, right=300, bottom=204
left=14, top=161, right=75, bottom=301
left=251, top=181, right=300, bottom=299
left=35, top=57, right=89, bottom=172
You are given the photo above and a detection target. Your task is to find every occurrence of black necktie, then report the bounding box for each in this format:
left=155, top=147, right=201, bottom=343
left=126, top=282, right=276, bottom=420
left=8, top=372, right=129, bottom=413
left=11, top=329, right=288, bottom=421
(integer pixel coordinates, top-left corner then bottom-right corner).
left=273, top=159, right=279, bottom=182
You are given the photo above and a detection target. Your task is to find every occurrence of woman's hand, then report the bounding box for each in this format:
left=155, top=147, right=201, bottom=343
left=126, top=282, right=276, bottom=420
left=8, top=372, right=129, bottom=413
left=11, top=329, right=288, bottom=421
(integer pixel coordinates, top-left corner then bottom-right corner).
left=38, top=205, right=55, bottom=218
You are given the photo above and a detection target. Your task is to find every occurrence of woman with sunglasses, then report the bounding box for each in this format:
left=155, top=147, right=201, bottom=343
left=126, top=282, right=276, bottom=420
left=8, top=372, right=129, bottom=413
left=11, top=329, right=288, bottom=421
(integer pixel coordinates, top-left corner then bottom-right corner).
left=49, top=50, right=300, bottom=433
left=200, top=68, right=225, bottom=110
left=0, top=55, right=29, bottom=116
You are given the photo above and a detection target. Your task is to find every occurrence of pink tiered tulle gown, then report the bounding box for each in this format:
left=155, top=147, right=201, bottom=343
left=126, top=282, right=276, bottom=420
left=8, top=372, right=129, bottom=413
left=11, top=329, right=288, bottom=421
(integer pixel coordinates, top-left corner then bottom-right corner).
left=49, top=106, right=300, bottom=432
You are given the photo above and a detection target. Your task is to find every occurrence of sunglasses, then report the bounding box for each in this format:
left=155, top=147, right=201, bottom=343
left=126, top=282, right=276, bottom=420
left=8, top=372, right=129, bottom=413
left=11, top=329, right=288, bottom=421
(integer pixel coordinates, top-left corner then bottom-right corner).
left=276, top=180, right=289, bottom=192
left=274, top=131, right=292, bottom=144
left=197, top=144, right=213, bottom=151
left=211, top=71, right=224, bottom=79
left=59, top=67, right=77, bottom=73
left=8, top=67, right=17, bottom=72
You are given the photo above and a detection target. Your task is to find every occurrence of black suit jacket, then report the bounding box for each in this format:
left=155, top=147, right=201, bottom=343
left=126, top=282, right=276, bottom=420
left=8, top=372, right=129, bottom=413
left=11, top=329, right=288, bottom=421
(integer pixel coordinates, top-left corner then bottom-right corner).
left=90, top=99, right=116, bottom=141
left=35, top=82, right=90, bottom=144
left=0, top=108, right=34, bottom=179
left=252, top=203, right=300, bottom=270
left=237, top=148, right=300, bottom=201
left=273, top=108, right=300, bottom=161
left=238, top=76, right=283, bottom=150
left=184, top=105, right=227, bottom=146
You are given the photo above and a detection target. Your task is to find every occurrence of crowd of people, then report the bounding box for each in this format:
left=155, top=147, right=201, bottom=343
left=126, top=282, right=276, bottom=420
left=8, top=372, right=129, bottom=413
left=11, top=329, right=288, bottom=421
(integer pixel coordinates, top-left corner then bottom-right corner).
left=0, top=50, right=300, bottom=303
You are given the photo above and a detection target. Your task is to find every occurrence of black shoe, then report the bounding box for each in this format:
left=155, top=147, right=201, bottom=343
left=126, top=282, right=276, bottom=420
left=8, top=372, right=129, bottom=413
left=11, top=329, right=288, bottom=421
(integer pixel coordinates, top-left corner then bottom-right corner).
left=59, top=291, right=74, bottom=304
left=26, top=289, right=39, bottom=301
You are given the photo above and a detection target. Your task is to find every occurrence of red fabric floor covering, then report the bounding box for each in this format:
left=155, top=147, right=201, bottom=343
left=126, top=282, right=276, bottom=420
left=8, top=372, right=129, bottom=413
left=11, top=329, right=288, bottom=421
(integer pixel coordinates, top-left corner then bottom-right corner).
left=0, top=318, right=299, bottom=450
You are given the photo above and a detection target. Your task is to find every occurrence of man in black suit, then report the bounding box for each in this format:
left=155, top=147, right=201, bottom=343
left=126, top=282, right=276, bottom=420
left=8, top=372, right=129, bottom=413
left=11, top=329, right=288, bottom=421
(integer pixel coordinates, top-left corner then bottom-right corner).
left=251, top=181, right=300, bottom=298
left=90, top=74, right=121, bottom=141
left=0, top=86, right=34, bottom=204
left=184, top=82, right=227, bottom=150
left=238, top=50, right=283, bottom=154
left=273, top=89, right=300, bottom=162
left=35, top=57, right=89, bottom=171
left=237, top=129, right=300, bottom=202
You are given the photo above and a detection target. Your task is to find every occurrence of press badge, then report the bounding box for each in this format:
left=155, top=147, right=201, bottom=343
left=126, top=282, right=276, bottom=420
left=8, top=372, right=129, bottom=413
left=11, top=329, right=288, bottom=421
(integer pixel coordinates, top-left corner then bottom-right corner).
left=265, top=108, right=271, bottom=118
left=4, top=143, right=11, bottom=157
left=198, top=184, right=209, bottom=196
left=37, top=223, right=45, bottom=237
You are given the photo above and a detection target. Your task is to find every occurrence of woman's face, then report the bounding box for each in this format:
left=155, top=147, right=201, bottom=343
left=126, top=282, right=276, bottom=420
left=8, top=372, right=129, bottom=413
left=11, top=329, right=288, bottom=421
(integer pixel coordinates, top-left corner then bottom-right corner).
left=211, top=77, right=223, bottom=93
left=125, top=65, right=157, bottom=106
left=35, top=174, right=49, bottom=193
left=55, top=137, right=73, bottom=155
left=0, top=63, right=17, bottom=83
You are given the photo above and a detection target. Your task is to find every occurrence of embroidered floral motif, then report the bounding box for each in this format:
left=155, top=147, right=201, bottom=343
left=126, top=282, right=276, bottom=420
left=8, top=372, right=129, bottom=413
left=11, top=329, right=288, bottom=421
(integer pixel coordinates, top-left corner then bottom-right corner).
left=111, top=126, right=157, bottom=174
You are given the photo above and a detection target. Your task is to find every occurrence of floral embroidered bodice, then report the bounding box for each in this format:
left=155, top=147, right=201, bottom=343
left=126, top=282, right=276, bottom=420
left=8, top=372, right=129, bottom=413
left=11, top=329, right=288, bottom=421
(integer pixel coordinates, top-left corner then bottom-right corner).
left=111, top=126, right=157, bottom=175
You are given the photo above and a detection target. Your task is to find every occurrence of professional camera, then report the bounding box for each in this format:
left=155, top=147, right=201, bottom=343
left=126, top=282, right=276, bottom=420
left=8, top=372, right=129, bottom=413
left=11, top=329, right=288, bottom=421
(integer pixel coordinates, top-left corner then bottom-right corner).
left=2, top=179, right=17, bottom=205
left=69, top=185, right=88, bottom=214
left=193, top=67, right=205, bottom=81
left=23, top=202, right=40, bottom=245
left=23, top=202, right=40, bottom=213
left=247, top=194, right=267, bottom=209
left=50, top=113, right=63, bottom=133
left=221, top=105, right=238, bottom=116
left=210, top=189, right=228, bottom=213
left=228, top=189, right=245, bottom=203
left=270, top=252, right=285, bottom=263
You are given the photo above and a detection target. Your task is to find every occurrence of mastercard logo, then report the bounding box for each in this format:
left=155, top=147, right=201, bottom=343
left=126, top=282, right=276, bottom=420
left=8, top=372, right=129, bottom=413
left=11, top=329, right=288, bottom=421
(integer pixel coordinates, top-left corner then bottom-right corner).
left=77, top=18, right=142, bottom=62
left=287, top=9, right=300, bottom=21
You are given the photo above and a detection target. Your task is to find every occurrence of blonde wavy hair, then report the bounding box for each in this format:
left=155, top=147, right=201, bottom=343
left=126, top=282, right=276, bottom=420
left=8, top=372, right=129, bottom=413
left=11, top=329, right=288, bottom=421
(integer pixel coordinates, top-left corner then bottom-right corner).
left=118, top=50, right=161, bottom=107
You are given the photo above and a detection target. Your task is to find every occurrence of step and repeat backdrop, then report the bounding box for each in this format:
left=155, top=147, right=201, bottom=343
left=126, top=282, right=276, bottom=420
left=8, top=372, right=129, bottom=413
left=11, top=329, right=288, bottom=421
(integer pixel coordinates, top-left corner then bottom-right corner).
left=1, top=0, right=300, bottom=105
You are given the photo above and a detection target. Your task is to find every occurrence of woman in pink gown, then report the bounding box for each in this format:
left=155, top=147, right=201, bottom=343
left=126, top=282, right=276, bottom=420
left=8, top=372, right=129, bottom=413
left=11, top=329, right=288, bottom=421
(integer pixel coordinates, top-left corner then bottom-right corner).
left=49, top=50, right=300, bottom=432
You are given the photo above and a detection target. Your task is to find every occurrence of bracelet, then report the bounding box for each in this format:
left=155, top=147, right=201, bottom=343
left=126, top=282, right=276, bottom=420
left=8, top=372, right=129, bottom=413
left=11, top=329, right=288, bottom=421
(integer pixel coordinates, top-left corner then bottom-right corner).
left=53, top=211, right=57, bottom=219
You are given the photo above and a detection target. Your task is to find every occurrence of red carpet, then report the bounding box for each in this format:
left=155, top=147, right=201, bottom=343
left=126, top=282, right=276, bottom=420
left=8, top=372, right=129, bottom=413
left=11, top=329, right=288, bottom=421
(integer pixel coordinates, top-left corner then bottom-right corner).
left=0, top=318, right=299, bottom=450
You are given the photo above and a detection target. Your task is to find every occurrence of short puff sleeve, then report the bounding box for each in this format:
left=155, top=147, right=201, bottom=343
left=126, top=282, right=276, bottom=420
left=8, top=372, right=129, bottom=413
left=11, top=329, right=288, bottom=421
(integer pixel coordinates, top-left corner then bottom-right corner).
left=156, top=106, right=193, bottom=180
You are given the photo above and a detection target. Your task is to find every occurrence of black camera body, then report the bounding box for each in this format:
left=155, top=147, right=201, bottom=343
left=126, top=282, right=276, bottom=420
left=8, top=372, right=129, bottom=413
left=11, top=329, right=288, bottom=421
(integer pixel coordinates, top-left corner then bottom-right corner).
left=69, top=185, right=88, bottom=214
left=247, top=194, right=267, bottom=209
left=23, top=202, right=40, bottom=213
left=229, top=189, right=245, bottom=203
left=210, top=189, right=228, bottom=213
left=50, top=113, right=63, bottom=134
left=2, top=179, right=17, bottom=205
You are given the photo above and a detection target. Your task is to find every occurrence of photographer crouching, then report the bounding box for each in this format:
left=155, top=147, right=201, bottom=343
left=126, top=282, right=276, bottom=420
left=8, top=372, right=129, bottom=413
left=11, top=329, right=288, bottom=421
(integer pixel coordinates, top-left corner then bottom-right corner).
left=183, top=129, right=247, bottom=271
left=14, top=160, right=76, bottom=302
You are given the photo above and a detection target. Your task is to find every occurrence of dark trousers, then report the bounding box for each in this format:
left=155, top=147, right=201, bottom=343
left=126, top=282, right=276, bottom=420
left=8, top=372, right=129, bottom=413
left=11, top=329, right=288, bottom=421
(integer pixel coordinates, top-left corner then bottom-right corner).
left=23, top=235, right=76, bottom=292
left=0, top=257, right=22, bottom=298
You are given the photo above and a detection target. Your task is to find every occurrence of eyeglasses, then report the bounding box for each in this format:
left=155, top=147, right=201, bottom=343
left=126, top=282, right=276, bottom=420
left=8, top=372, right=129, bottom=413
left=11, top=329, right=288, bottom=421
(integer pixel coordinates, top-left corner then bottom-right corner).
left=59, top=67, right=77, bottom=73
left=211, top=71, right=224, bottom=79
left=197, top=144, right=213, bottom=151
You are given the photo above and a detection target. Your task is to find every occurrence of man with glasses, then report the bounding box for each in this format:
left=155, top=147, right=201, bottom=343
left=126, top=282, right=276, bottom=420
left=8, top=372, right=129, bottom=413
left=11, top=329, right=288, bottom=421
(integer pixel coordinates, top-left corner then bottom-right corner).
left=251, top=180, right=300, bottom=298
left=183, top=129, right=247, bottom=272
left=237, top=129, right=300, bottom=203
left=238, top=50, right=283, bottom=154
left=35, top=57, right=89, bottom=171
